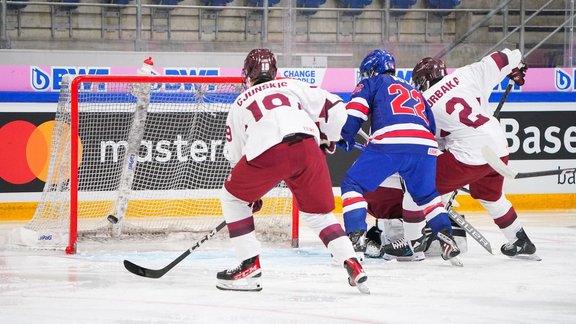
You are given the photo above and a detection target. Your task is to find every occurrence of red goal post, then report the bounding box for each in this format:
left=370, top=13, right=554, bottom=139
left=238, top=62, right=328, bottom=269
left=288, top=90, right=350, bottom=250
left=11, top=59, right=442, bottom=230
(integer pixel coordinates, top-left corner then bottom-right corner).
left=12, top=75, right=300, bottom=254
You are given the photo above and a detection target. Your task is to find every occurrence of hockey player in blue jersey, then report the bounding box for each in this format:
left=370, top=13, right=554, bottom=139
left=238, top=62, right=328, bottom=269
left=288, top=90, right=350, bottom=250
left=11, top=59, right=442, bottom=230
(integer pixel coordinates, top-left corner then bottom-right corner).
left=338, top=49, right=462, bottom=266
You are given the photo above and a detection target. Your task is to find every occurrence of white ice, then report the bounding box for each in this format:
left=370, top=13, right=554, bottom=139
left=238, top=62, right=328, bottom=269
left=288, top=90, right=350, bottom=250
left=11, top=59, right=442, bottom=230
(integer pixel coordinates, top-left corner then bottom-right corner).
left=1, top=211, right=575, bottom=324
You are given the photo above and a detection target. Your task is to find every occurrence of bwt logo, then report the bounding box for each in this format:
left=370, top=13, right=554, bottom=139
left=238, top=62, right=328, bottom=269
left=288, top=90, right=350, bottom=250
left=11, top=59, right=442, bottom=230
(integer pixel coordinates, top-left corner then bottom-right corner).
left=164, top=68, right=219, bottom=91
left=555, top=68, right=575, bottom=91
left=31, top=66, right=111, bottom=92
left=100, top=135, right=224, bottom=163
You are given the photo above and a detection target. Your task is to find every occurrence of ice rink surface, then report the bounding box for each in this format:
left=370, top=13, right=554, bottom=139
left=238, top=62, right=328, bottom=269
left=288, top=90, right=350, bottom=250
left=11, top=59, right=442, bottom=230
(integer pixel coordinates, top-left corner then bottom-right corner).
left=1, top=211, right=575, bottom=324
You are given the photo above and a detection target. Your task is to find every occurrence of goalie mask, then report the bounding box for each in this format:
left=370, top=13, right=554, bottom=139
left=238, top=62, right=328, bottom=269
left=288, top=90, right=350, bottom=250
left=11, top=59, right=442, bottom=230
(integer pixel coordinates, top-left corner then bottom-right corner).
left=359, top=49, right=396, bottom=80
left=412, top=57, right=447, bottom=91
left=242, top=48, right=277, bottom=87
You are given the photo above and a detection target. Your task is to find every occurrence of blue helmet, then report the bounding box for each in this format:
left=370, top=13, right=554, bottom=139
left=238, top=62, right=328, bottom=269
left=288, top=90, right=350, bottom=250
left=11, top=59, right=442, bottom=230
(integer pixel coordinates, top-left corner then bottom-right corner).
left=359, top=49, right=396, bottom=79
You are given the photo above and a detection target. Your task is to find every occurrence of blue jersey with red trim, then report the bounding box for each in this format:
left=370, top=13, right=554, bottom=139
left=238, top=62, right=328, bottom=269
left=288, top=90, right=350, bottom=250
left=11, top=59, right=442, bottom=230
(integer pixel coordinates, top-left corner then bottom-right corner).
left=342, top=74, right=438, bottom=155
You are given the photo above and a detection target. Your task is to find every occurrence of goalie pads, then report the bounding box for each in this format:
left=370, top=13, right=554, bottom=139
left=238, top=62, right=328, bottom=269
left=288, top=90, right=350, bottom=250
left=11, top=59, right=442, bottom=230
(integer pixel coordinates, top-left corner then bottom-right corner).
left=364, top=216, right=467, bottom=259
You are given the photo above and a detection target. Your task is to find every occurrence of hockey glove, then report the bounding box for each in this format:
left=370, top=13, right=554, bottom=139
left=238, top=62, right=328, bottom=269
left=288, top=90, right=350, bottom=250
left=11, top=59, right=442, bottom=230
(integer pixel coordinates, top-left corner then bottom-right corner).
left=320, top=139, right=336, bottom=155
left=507, top=62, right=528, bottom=86
left=336, top=138, right=355, bottom=152
left=251, top=199, right=263, bottom=213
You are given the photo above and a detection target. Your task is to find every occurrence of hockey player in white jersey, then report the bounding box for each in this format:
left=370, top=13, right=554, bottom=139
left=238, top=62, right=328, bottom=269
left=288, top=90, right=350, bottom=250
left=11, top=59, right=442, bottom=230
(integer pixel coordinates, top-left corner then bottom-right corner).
left=217, top=48, right=369, bottom=293
left=407, top=48, right=539, bottom=260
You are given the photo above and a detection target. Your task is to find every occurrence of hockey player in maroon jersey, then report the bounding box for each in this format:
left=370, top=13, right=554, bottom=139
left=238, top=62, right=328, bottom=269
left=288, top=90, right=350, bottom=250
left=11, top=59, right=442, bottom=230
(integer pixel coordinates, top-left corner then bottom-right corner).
left=217, top=49, right=369, bottom=293
left=364, top=48, right=539, bottom=261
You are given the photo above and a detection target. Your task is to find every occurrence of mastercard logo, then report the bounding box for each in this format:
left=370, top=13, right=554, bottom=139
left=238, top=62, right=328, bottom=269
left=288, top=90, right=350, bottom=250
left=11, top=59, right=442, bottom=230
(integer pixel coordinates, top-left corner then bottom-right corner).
left=0, top=120, right=82, bottom=185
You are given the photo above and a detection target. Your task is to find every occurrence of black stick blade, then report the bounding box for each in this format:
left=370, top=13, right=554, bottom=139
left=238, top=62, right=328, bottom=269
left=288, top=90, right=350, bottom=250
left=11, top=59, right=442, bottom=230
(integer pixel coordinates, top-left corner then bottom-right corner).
left=123, top=260, right=165, bottom=279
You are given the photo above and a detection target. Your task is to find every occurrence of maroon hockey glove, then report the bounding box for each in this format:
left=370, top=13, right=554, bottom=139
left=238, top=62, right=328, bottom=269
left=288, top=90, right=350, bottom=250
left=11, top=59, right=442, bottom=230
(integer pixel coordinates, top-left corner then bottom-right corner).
left=251, top=199, right=263, bottom=213
left=508, top=62, right=528, bottom=86
left=320, top=140, right=336, bottom=155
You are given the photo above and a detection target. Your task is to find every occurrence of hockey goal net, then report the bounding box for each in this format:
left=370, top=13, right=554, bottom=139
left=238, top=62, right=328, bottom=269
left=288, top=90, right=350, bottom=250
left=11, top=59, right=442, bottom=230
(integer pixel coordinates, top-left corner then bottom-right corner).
left=11, top=74, right=298, bottom=254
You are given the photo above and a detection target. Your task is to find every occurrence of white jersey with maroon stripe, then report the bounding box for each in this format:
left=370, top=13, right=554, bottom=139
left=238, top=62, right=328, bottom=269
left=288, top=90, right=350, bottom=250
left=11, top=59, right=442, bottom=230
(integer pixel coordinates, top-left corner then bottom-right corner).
left=424, top=48, right=523, bottom=165
left=224, top=78, right=347, bottom=166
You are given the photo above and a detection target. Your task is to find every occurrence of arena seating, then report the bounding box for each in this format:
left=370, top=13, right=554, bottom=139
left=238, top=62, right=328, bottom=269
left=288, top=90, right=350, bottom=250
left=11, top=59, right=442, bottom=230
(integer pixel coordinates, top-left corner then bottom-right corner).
left=157, top=0, right=179, bottom=7
left=59, top=0, right=80, bottom=10
left=247, top=0, right=282, bottom=6
left=296, top=0, right=326, bottom=16
left=388, top=0, right=417, bottom=16
left=6, top=0, right=28, bottom=10
left=110, top=0, right=130, bottom=5
left=337, top=0, right=373, bottom=16
left=200, top=0, right=234, bottom=8
left=426, top=0, right=461, bottom=16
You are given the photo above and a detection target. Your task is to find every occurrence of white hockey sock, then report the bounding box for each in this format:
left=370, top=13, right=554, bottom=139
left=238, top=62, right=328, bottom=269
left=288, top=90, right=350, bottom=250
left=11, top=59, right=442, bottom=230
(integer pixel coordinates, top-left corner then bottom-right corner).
left=301, top=211, right=355, bottom=264
left=220, top=187, right=261, bottom=260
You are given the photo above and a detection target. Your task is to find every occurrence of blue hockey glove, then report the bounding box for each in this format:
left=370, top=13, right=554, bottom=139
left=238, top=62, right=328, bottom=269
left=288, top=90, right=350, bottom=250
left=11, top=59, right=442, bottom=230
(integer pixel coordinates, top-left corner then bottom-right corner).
left=336, top=138, right=355, bottom=152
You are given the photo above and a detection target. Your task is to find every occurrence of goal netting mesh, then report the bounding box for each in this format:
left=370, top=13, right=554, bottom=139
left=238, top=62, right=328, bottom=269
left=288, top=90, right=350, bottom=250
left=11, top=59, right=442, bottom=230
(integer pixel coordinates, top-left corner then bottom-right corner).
left=9, top=75, right=295, bottom=253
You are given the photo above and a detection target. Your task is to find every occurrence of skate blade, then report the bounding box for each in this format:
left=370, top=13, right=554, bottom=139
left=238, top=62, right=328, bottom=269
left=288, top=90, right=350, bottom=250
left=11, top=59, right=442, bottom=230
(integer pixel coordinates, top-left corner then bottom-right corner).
left=509, top=253, right=542, bottom=261
left=216, top=278, right=262, bottom=292
left=447, top=256, right=464, bottom=267
left=356, top=282, right=370, bottom=294
left=395, top=252, right=425, bottom=262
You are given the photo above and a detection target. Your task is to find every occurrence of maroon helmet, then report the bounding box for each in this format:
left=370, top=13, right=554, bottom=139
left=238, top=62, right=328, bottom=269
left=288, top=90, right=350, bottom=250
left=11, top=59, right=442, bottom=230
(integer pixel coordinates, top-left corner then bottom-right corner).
left=242, top=48, right=277, bottom=86
left=411, top=57, right=447, bottom=91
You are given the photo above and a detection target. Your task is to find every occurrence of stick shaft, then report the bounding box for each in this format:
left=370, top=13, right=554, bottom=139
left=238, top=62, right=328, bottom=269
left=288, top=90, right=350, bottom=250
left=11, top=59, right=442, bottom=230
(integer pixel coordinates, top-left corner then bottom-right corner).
left=124, top=221, right=227, bottom=278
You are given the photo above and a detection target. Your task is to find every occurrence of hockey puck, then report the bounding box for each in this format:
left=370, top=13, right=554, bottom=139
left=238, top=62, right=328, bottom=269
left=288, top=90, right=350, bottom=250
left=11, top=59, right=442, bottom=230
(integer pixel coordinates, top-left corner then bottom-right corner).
left=107, top=215, right=119, bottom=224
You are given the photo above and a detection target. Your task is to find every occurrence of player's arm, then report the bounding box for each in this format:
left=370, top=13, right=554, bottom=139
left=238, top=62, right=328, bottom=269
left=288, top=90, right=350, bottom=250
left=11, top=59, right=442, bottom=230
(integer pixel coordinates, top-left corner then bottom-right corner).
left=222, top=104, right=244, bottom=168
left=472, top=48, right=525, bottom=91
left=316, top=91, right=347, bottom=141
left=287, top=80, right=347, bottom=152
left=339, top=81, right=371, bottom=151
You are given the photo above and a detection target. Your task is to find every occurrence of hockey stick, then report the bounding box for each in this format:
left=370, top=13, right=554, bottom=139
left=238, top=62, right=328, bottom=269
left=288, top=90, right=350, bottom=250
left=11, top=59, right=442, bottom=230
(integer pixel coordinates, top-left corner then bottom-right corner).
left=493, top=83, right=513, bottom=119
left=446, top=206, right=493, bottom=254
left=443, top=187, right=492, bottom=254
left=481, top=146, right=575, bottom=179
left=124, top=220, right=227, bottom=279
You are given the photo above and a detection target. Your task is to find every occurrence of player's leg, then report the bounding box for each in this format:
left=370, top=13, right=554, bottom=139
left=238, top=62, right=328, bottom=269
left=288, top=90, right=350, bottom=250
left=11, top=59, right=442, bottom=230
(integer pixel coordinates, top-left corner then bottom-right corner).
left=340, top=150, right=396, bottom=258
left=364, top=179, right=404, bottom=258
left=469, top=157, right=539, bottom=260
left=286, top=138, right=369, bottom=293
left=436, top=150, right=486, bottom=195
left=217, top=146, right=293, bottom=291
left=400, top=153, right=462, bottom=264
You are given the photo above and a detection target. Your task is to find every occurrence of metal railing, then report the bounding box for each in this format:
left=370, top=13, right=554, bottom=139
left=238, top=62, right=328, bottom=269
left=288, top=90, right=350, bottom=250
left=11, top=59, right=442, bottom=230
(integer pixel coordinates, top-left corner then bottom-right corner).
left=0, top=0, right=574, bottom=66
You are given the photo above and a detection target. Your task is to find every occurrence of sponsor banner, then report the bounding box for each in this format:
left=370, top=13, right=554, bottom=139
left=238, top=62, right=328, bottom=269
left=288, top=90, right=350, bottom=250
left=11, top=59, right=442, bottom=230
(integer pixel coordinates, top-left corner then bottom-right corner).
left=0, top=110, right=230, bottom=193
left=0, top=66, right=575, bottom=96
left=1, top=102, right=573, bottom=195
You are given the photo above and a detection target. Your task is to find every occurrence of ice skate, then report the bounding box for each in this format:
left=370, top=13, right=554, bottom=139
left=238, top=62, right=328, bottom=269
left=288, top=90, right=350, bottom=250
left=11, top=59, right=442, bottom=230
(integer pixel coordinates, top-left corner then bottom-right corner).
left=344, top=257, right=370, bottom=294
left=501, top=228, right=541, bottom=261
left=437, top=229, right=463, bottom=267
left=348, top=230, right=367, bottom=262
left=383, top=236, right=425, bottom=262
left=216, top=255, right=262, bottom=291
